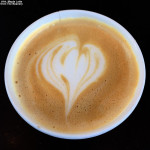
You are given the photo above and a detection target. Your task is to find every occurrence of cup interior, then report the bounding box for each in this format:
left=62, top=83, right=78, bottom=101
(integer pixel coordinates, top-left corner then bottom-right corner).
left=4, top=10, right=146, bottom=139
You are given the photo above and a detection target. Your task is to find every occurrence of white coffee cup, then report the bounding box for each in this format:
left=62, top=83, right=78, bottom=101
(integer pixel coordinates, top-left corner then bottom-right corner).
left=4, top=10, right=146, bottom=139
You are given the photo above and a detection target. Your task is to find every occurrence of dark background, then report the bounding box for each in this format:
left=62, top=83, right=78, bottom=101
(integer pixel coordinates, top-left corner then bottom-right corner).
left=0, top=0, right=149, bottom=149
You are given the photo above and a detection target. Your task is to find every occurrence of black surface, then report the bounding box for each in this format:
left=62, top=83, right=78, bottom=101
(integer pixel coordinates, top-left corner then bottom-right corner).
left=0, top=1, right=149, bottom=149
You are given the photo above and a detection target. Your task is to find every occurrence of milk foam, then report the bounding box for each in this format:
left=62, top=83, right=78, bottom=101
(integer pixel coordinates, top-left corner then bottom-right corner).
left=36, top=35, right=105, bottom=115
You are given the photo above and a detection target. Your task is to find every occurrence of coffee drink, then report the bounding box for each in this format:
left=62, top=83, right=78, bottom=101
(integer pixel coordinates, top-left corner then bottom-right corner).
left=12, top=18, right=139, bottom=133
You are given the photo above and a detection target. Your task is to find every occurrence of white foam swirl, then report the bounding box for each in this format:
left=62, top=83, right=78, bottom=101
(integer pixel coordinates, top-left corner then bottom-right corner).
left=36, top=36, right=105, bottom=115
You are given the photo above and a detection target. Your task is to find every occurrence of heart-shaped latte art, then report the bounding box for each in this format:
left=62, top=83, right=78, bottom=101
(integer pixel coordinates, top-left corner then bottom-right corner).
left=36, top=36, right=105, bottom=116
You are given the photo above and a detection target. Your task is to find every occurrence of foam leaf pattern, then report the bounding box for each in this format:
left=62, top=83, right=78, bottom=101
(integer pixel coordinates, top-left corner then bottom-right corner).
left=36, top=36, right=105, bottom=116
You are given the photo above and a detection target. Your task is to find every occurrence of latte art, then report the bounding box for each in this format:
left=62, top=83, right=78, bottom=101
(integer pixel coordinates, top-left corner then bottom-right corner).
left=36, top=36, right=105, bottom=115
left=13, top=18, right=139, bottom=134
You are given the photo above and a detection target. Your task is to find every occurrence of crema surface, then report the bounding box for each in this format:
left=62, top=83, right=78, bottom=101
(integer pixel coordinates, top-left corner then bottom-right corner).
left=12, top=18, right=139, bottom=133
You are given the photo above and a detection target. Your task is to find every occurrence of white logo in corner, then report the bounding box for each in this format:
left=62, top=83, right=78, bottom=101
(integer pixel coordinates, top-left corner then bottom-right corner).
left=0, top=0, right=23, bottom=5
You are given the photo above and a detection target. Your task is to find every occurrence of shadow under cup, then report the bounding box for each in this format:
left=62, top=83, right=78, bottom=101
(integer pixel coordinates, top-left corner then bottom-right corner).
left=4, top=10, right=146, bottom=139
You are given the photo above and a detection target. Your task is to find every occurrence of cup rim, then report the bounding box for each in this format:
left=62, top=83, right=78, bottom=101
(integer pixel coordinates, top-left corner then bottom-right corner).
left=4, top=9, right=146, bottom=139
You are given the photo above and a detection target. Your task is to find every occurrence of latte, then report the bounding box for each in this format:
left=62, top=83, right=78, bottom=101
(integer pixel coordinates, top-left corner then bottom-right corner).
left=12, top=18, right=139, bottom=133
